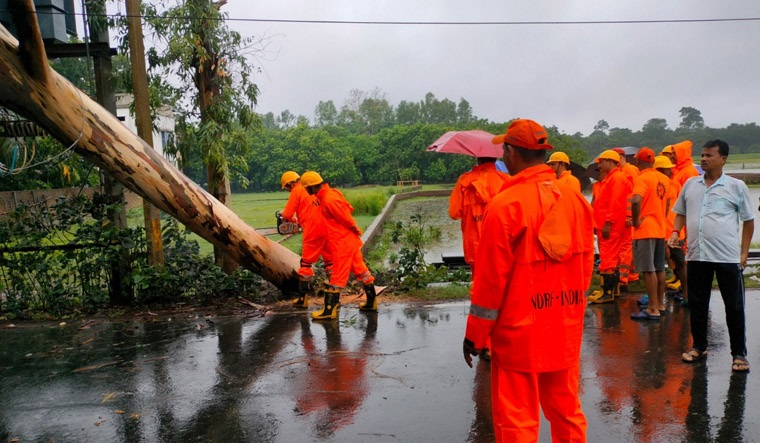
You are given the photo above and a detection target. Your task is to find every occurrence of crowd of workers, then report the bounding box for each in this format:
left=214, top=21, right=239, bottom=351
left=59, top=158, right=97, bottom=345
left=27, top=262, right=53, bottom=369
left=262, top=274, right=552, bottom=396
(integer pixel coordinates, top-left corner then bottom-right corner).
left=455, top=119, right=753, bottom=442
left=277, top=118, right=754, bottom=442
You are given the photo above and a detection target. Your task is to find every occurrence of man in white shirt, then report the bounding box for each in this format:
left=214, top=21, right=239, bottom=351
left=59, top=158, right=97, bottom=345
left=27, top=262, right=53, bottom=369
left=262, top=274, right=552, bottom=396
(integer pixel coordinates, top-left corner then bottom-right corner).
left=668, top=139, right=754, bottom=372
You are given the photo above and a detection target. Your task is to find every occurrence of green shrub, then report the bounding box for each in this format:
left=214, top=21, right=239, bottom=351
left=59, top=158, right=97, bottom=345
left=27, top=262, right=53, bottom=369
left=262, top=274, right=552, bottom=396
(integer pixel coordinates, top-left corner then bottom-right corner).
left=0, top=195, right=268, bottom=319
left=347, top=190, right=389, bottom=216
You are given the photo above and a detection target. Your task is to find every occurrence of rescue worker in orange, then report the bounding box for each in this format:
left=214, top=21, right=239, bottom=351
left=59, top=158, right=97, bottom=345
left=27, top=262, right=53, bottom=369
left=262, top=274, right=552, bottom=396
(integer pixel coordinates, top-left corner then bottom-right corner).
left=280, top=171, right=331, bottom=308
left=654, top=155, right=687, bottom=306
left=661, top=145, right=677, bottom=169
left=629, top=148, right=670, bottom=320
left=463, top=119, right=594, bottom=442
left=671, top=140, right=699, bottom=187
left=449, top=157, right=510, bottom=277
left=300, top=171, right=377, bottom=319
left=588, top=150, right=632, bottom=303
left=612, top=147, right=639, bottom=287
left=547, top=151, right=581, bottom=192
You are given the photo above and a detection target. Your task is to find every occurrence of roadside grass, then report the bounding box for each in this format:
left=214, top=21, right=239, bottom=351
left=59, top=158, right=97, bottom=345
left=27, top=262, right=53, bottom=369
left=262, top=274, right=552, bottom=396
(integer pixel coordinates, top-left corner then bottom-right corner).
left=401, top=283, right=471, bottom=301
left=128, top=186, right=399, bottom=257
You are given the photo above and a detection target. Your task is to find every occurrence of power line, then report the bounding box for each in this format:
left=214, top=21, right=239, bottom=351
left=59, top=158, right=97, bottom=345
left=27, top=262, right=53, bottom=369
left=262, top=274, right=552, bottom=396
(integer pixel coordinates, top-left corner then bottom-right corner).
left=13, top=10, right=760, bottom=26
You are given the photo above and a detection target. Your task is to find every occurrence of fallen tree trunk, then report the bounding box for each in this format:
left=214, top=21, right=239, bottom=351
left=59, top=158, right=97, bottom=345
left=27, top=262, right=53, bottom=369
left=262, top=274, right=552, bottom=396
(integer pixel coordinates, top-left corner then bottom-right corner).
left=0, top=0, right=300, bottom=290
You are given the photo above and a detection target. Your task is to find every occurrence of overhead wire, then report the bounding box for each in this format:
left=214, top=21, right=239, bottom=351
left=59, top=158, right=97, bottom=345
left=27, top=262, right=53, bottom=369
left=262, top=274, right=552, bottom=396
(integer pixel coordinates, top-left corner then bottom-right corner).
left=22, top=10, right=760, bottom=26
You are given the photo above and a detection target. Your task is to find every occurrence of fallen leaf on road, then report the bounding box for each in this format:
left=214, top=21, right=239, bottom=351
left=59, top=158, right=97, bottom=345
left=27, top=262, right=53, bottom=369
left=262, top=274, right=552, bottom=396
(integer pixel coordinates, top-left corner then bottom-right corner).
left=102, top=392, right=120, bottom=403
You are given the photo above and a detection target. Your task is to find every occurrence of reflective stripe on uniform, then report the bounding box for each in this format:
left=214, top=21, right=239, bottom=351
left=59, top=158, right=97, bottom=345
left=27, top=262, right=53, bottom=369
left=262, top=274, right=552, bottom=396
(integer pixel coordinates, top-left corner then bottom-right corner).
left=469, top=303, right=498, bottom=321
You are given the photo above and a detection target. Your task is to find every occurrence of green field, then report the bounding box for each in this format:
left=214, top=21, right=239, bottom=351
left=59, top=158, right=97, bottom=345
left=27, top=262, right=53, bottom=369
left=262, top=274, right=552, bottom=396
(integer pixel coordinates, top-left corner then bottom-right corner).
left=127, top=185, right=452, bottom=256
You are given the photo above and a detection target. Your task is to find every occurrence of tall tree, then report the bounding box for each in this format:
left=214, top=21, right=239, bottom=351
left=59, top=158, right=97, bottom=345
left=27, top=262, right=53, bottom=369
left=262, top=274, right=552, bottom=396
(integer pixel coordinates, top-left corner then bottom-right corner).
left=142, top=0, right=261, bottom=272
left=639, top=118, right=671, bottom=148
left=314, top=100, right=338, bottom=127
left=456, top=98, right=473, bottom=124
left=678, top=106, right=705, bottom=131
left=396, top=100, right=421, bottom=125
left=590, top=119, right=609, bottom=154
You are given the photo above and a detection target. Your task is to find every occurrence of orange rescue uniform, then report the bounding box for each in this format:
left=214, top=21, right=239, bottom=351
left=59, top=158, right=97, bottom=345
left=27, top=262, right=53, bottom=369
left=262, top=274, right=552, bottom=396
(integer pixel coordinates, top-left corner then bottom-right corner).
left=594, top=167, right=633, bottom=274
left=465, top=165, right=594, bottom=442
left=632, top=168, right=669, bottom=240
left=315, top=184, right=374, bottom=288
left=557, top=170, right=582, bottom=193
left=672, top=141, right=699, bottom=187
left=620, top=162, right=639, bottom=283
left=448, top=162, right=510, bottom=274
left=283, top=182, right=330, bottom=279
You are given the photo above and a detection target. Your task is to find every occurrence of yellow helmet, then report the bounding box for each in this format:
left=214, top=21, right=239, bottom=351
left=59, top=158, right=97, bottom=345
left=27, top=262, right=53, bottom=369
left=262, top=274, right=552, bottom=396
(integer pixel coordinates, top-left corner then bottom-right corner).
left=547, top=151, right=570, bottom=165
left=300, top=171, right=324, bottom=188
left=653, top=155, right=675, bottom=169
left=280, top=171, right=300, bottom=189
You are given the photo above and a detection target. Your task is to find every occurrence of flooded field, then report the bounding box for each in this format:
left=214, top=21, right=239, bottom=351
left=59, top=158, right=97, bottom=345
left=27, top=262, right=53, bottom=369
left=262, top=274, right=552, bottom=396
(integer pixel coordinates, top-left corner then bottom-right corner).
left=374, top=195, right=464, bottom=265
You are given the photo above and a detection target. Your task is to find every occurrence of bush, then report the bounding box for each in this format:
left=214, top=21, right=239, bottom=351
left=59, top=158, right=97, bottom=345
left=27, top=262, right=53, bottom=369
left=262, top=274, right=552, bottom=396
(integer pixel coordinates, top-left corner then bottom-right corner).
left=346, top=189, right=389, bottom=216
left=0, top=195, right=267, bottom=319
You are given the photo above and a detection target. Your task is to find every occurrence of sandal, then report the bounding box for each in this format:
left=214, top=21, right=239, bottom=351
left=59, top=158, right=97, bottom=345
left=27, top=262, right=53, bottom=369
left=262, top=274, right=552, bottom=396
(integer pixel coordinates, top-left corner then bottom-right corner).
left=682, top=348, right=707, bottom=363
left=732, top=356, right=750, bottom=372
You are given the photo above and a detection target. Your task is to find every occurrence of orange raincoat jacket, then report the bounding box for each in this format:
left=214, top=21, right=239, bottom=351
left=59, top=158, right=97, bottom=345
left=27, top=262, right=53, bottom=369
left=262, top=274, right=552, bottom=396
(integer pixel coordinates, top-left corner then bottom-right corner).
left=557, top=170, right=581, bottom=193
left=465, top=165, right=595, bottom=372
left=315, top=184, right=373, bottom=286
left=672, top=141, right=699, bottom=187
left=283, top=182, right=329, bottom=277
left=593, top=167, right=631, bottom=232
left=449, top=163, right=510, bottom=265
left=593, top=167, right=633, bottom=273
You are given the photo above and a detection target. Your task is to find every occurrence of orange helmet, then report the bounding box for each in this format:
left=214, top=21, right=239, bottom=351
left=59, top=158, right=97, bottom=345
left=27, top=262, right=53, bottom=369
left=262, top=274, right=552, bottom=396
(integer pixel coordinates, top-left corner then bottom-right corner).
left=280, top=171, right=300, bottom=189
left=300, top=171, right=324, bottom=188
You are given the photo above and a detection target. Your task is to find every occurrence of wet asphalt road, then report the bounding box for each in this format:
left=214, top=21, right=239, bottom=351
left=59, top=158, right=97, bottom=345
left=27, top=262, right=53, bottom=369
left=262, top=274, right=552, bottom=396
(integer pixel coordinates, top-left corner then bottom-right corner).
left=1, top=290, right=759, bottom=443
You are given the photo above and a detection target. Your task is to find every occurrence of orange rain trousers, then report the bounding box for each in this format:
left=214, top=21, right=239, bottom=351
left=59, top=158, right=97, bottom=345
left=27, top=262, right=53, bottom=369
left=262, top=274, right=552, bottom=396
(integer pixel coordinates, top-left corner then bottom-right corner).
left=330, top=248, right=373, bottom=287
left=598, top=225, right=630, bottom=274
left=618, top=228, right=634, bottom=284
left=491, top=363, right=587, bottom=443
left=298, top=228, right=331, bottom=279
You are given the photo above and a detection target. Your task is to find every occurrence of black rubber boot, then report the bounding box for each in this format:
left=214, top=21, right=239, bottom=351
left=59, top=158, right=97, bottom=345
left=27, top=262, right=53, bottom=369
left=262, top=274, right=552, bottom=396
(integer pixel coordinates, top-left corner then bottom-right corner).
left=589, top=273, right=615, bottom=304
left=359, top=284, right=378, bottom=312
left=311, top=288, right=340, bottom=320
left=292, top=280, right=311, bottom=308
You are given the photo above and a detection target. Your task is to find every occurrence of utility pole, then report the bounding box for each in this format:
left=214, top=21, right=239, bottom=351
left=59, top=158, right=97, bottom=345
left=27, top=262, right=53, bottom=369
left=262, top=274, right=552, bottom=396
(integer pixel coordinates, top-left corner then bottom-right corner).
left=125, top=0, right=164, bottom=267
left=87, top=0, right=133, bottom=304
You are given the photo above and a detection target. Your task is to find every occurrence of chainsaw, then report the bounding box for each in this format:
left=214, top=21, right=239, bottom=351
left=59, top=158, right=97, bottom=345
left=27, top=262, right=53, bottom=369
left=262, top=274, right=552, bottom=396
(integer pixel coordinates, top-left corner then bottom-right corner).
left=276, top=211, right=302, bottom=235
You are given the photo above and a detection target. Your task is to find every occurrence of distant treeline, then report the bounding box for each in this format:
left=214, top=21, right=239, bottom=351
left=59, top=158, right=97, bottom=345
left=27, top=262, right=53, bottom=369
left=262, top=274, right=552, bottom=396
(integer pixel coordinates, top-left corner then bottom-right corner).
left=197, top=95, right=758, bottom=191
left=4, top=91, right=759, bottom=193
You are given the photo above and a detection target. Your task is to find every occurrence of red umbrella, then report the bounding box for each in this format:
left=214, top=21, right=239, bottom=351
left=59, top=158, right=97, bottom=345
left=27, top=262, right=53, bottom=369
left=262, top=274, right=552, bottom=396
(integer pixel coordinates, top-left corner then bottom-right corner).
left=426, top=130, right=504, bottom=158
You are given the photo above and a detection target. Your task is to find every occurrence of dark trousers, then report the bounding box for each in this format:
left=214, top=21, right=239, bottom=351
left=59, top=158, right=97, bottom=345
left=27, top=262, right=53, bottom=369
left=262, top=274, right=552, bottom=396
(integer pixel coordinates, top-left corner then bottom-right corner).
left=687, top=261, right=747, bottom=357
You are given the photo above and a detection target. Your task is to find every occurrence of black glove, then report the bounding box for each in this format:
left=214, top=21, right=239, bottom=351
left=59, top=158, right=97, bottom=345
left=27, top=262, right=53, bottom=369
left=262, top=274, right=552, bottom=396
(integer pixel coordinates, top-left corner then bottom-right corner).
left=463, top=338, right=479, bottom=368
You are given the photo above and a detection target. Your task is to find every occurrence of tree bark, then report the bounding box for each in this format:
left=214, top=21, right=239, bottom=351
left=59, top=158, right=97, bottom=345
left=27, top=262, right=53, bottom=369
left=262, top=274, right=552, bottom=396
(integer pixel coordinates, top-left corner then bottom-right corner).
left=0, top=0, right=300, bottom=290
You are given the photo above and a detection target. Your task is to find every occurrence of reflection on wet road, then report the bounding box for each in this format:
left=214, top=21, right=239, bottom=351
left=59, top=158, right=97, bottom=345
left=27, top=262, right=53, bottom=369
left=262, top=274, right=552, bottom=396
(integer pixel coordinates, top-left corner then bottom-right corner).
left=1, top=291, right=759, bottom=442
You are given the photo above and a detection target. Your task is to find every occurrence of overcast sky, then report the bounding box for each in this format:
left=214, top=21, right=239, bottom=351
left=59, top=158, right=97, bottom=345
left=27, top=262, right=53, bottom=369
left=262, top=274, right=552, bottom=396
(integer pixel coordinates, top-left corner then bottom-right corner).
left=212, top=1, right=758, bottom=135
